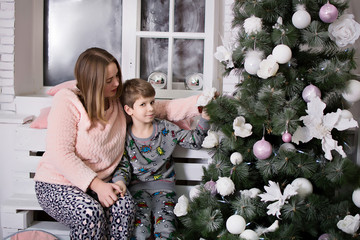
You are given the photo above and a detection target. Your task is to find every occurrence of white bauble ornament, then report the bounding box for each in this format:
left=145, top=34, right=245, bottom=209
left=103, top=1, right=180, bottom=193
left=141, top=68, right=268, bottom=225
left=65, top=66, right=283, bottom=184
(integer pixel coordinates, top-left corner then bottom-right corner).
left=342, top=80, right=360, bottom=103
left=230, top=152, right=243, bottom=165
left=240, top=229, right=258, bottom=240
left=226, top=215, right=246, bottom=234
left=272, top=44, right=292, bottom=64
left=279, top=143, right=296, bottom=152
left=341, top=109, right=354, bottom=120
left=244, top=51, right=263, bottom=75
left=352, top=188, right=360, bottom=208
left=244, top=57, right=262, bottom=75
left=291, top=178, right=313, bottom=198
left=292, top=10, right=311, bottom=29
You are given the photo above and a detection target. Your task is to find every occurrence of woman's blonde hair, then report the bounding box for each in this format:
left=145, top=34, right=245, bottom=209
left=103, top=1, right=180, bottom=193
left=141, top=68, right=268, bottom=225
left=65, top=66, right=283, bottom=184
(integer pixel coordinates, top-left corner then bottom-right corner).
left=74, top=47, right=122, bottom=123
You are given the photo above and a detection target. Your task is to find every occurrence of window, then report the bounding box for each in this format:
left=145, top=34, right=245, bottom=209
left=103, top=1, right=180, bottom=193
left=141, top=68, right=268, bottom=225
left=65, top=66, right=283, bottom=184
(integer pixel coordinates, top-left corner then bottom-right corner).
left=44, top=0, right=122, bottom=86
left=14, top=0, right=219, bottom=99
left=122, top=0, right=219, bottom=98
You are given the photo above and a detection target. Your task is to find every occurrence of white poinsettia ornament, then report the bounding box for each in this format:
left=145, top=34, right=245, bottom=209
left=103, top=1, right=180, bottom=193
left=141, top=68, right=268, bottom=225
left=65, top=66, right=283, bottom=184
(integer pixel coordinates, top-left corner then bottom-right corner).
left=292, top=97, right=358, bottom=160
left=214, top=45, right=234, bottom=69
left=258, top=181, right=298, bottom=218
left=243, top=15, right=263, bottom=35
left=233, top=116, right=253, bottom=138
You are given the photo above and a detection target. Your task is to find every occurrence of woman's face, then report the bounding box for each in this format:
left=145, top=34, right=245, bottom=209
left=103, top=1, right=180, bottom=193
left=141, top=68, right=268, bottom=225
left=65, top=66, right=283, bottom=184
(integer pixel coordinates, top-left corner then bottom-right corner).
left=104, top=62, right=120, bottom=98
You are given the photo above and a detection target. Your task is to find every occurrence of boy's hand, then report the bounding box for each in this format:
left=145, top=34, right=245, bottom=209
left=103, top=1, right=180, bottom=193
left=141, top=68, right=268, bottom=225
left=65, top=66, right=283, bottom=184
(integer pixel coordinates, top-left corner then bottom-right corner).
left=114, top=180, right=127, bottom=197
left=89, top=177, right=122, bottom=207
left=201, top=109, right=210, bottom=120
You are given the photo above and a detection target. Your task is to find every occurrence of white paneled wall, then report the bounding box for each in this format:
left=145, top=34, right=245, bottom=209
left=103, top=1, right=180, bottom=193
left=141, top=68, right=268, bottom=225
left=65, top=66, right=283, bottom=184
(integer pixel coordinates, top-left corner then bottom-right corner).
left=0, top=0, right=15, bottom=114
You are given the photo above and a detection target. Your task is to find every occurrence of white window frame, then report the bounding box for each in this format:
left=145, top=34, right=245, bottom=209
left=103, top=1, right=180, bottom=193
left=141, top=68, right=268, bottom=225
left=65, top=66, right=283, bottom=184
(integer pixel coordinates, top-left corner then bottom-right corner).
left=122, top=0, right=220, bottom=98
left=13, top=0, right=220, bottom=108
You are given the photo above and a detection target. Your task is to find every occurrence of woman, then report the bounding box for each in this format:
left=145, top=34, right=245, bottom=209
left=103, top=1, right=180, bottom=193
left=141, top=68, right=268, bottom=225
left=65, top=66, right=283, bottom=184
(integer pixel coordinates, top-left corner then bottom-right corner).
left=34, top=47, right=201, bottom=239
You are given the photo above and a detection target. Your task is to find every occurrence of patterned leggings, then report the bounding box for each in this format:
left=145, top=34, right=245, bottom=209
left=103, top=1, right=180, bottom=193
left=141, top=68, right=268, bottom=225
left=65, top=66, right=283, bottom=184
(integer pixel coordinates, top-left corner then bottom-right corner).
left=131, top=190, right=176, bottom=240
left=35, top=181, right=136, bottom=240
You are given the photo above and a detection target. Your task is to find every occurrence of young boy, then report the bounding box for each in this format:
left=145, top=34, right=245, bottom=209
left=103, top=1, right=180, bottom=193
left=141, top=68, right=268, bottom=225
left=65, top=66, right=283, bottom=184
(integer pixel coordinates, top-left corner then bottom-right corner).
left=113, top=78, right=210, bottom=240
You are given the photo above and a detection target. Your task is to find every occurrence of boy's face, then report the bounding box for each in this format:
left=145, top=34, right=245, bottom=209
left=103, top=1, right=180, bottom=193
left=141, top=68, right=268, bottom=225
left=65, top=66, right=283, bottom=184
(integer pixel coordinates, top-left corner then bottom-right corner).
left=124, top=96, right=156, bottom=124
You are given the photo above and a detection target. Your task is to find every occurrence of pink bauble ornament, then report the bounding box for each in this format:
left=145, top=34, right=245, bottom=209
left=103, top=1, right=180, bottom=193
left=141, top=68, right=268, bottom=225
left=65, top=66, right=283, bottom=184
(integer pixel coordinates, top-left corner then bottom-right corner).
left=319, top=3, right=338, bottom=23
left=204, top=180, right=217, bottom=196
left=282, top=132, right=292, bottom=143
left=302, top=84, right=321, bottom=102
left=318, top=233, right=331, bottom=240
left=253, top=137, right=272, bottom=160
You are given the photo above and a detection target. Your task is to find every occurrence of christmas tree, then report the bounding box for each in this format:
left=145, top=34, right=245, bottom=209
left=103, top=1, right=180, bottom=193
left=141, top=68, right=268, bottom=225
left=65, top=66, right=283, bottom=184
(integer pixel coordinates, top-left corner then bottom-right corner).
left=174, top=0, right=360, bottom=239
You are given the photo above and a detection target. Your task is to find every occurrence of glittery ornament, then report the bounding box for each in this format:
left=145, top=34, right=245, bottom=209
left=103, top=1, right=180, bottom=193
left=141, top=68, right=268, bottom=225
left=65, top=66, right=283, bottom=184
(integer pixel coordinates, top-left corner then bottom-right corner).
left=253, top=137, right=272, bottom=160
left=204, top=180, right=217, bottom=196
left=282, top=132, right=292, bottom=143
left=319, top=3, right=338, bottom=23
left=302, top=84, right=321, bottom=102
left=318, top=233, right=331, bottom=240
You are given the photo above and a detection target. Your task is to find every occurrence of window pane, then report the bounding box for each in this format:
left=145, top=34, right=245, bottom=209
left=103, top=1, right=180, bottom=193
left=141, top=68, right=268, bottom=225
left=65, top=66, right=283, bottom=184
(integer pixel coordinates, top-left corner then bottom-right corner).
left=141, top=0, right=169, bottom=32
left=174, top=0, right=205, bottom=32
left=173, top=39, right=204, bottom=85
left=140, top=38, right=168, bottom=84
left=44, top=0, right=122, bottom=86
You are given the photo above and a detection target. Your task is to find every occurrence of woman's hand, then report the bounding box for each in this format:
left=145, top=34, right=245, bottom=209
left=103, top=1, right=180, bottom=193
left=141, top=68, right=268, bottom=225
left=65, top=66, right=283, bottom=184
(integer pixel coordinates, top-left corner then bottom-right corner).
left=89, top=177, right=122, bottom=207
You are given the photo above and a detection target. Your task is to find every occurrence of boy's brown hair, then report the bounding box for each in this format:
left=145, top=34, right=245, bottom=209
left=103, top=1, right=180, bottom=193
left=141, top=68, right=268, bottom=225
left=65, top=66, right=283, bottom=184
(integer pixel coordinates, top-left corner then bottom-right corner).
left=121, top=78, right=156, bottom=108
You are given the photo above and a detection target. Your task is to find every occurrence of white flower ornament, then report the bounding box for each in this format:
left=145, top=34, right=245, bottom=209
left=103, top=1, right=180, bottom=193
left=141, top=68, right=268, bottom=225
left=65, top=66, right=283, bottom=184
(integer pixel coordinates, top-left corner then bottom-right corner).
left=258, top=181, right=298, bottom=218
left=257, top=55, right=279, bottom=79
left=174, top=195, right=190, bottom=217
left=197, top=87, right=217, bottom=107
left=202, top=130, right=220, bottom=148
left=233, top=116, right=253, bottom=138
left=337, top=214, right=360, bottom=235
left=214, top=45, right=234, bottom=69
left=292, top=97, right=358, bottom=160
left=328, top=14, right=360, bottom=48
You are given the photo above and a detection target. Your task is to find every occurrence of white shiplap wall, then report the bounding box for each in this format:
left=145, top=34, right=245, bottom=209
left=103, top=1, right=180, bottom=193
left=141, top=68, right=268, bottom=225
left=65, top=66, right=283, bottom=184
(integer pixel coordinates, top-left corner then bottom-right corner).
left=0, top=0, right=15, bottom=113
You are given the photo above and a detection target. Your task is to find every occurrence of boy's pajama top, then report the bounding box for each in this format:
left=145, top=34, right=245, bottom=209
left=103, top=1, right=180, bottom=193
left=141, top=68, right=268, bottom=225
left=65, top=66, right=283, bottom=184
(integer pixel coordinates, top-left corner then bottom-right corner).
left=113, top=118, right=210, bottom=240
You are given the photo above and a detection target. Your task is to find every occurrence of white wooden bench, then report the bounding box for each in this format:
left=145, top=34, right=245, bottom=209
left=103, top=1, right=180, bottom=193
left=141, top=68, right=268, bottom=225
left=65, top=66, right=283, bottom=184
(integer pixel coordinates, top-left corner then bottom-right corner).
left=1, top=123, right=211, bottom=239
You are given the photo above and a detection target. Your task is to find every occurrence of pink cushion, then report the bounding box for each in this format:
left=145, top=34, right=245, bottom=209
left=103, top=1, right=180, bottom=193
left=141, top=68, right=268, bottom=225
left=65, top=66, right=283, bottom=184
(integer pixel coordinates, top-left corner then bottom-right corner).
left=30, top=107, right=51, bottom=129
left=46, top=80, right=77, bottom=96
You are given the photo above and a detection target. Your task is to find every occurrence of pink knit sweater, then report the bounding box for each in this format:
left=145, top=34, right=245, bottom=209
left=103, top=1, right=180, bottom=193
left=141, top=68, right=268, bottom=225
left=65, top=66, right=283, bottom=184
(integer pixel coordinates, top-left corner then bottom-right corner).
left=34, top=88, right=199, bottom=192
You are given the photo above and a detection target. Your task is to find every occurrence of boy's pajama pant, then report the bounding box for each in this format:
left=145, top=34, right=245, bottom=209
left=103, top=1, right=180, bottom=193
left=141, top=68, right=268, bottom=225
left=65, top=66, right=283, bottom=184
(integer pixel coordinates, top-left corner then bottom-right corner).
left=130, top=189, right=176, bottom=240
